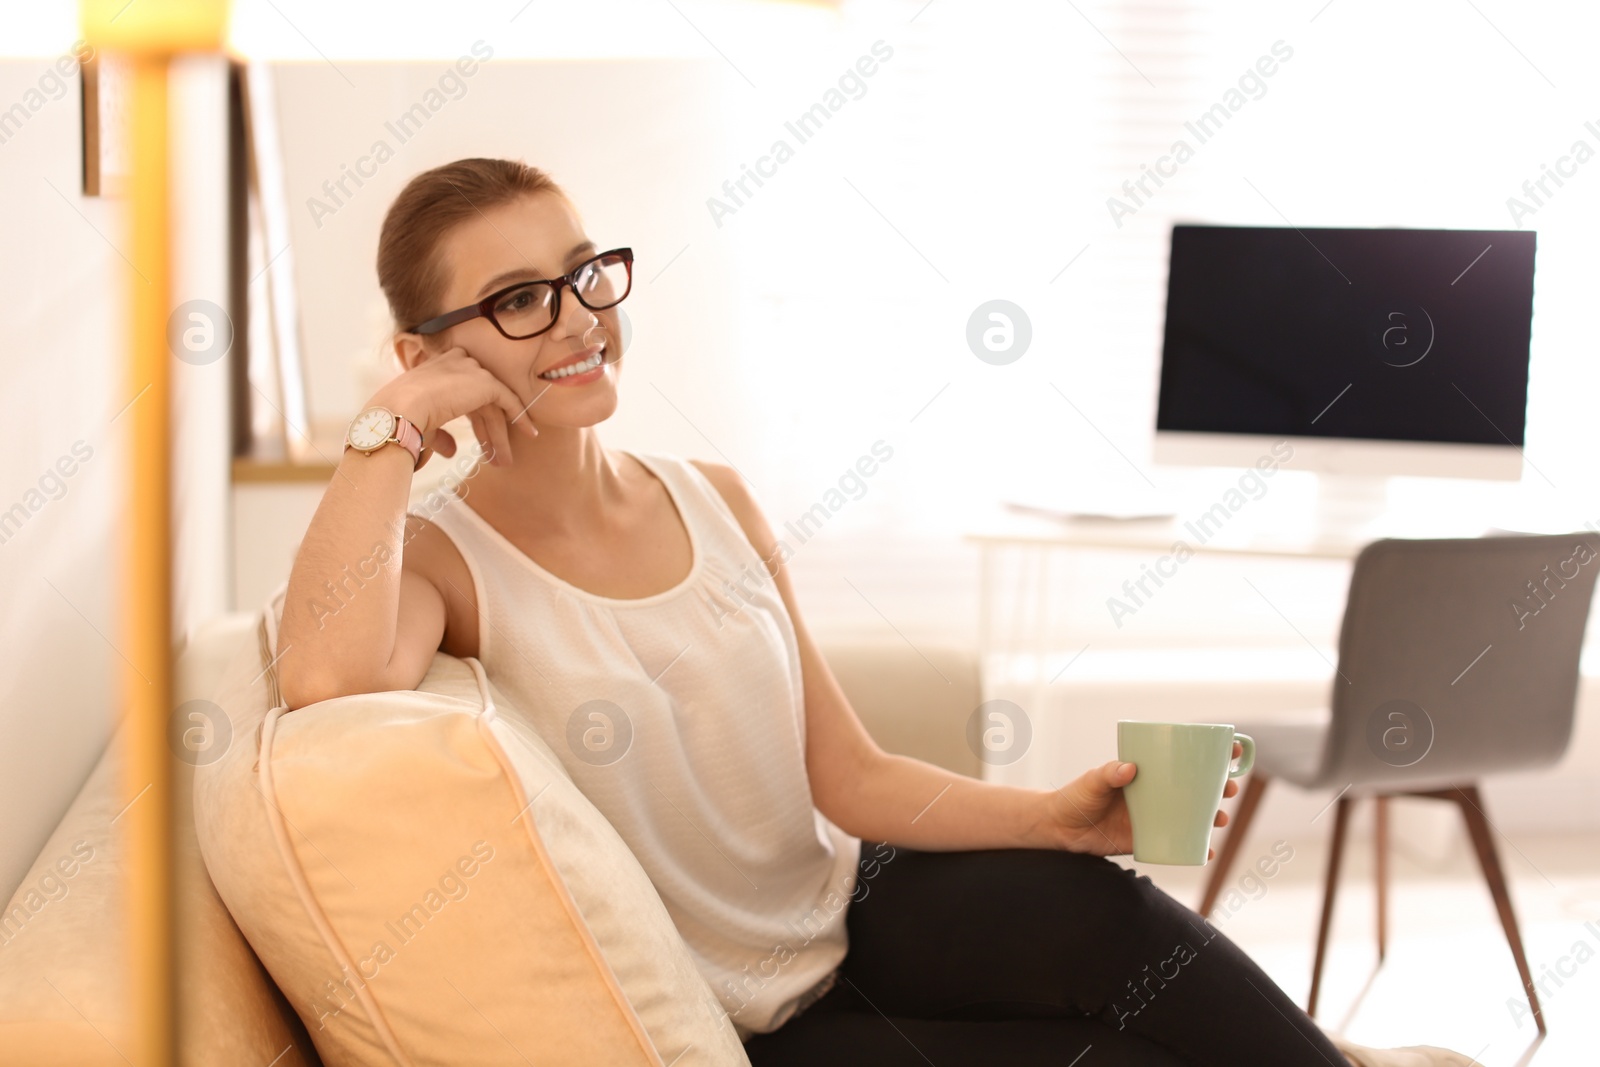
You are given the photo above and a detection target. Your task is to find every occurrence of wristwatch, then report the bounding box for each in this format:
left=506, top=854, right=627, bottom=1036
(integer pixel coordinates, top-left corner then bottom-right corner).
left=345, top=406, right=425, bottom=469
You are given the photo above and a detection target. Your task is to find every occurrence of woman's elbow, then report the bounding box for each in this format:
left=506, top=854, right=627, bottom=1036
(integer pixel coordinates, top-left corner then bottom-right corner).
left=276, top=665, right=377, bottom=711
left=277, top=655, right=428, bottom=710
left=809, top=747, right=884, bottom=832
left=276, top=668, right=346, bottom=712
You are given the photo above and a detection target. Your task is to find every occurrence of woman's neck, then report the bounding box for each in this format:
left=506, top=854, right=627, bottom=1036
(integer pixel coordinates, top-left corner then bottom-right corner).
left=460, top=424, right=624, bottom=536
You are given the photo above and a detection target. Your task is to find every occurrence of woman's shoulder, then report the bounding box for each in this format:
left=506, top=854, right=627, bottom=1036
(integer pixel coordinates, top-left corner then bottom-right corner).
left=640, top=451, right=778, bottom=564
left=682, top=455, right=744, bottom=501
left=625, top=450, right=752, bottom=517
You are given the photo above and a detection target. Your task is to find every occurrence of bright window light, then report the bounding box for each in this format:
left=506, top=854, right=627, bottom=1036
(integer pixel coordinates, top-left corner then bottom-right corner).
left=225, top=0, right=839, bottom=61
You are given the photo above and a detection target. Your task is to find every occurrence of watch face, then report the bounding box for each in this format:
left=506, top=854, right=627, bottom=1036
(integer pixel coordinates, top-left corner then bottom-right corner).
left=348, top=407, right=396, bottom=451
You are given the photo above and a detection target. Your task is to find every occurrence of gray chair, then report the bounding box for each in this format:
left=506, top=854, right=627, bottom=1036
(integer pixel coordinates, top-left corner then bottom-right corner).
left=1199, top=532, right=1600, bottom=1035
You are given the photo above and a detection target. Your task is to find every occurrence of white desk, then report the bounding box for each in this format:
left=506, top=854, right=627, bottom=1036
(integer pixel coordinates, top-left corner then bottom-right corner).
left=962, top=495, right=1517, bottom=722
left=959, top=492, right=1600, bottom=850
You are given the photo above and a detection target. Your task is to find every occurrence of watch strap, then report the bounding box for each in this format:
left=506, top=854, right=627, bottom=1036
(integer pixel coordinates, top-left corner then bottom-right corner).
left=392, top=416, right=425, bottom=470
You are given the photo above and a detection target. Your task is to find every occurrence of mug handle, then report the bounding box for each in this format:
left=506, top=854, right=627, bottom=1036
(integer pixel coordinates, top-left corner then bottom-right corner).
left=1229, top=733, right=1255, bottom=778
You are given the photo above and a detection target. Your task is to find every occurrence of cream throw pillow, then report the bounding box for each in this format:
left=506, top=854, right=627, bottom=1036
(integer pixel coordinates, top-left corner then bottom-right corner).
left=194, top=607, right=749, bottom=1067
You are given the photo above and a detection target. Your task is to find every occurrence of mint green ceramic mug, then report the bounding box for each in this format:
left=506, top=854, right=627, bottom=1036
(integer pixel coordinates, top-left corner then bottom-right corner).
left=1117, top=721, right=1255, bottom=865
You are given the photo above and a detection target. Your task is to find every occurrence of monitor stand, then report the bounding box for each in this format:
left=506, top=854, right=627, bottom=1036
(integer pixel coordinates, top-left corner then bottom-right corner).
left=1311, top=472, right=1390, bottom=538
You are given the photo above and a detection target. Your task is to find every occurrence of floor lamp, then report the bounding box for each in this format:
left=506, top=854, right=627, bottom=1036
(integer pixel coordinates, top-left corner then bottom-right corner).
left=80, top=2, right=230, bottom=1064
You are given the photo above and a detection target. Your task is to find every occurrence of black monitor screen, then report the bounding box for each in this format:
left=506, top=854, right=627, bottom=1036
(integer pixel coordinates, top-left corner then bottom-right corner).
left=1155, top=225, right=1535, bottom=446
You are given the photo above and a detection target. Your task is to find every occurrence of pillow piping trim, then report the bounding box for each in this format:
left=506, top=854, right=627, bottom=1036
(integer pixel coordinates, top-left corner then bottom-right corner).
left=463, top=655, right=667, bottom=1067
left=258, top=595, right=413, bottom=1062
left=258, top=704, right=416, bottom=1067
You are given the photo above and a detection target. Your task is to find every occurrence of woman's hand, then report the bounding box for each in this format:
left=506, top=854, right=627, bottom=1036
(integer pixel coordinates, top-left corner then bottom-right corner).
left=1042, top=743, right=1242, bottom=858
left=372, top=346, right=536, bottom=467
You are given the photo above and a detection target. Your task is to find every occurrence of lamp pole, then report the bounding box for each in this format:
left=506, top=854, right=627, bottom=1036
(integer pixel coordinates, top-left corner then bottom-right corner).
left=79, top=3, right=230, bottom=1064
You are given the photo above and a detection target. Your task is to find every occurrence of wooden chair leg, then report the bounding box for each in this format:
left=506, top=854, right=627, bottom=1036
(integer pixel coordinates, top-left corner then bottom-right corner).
left=1374, top=794, right=1389, bottom=963
left=1199, top=773, right=1270, bottom=916
left=1308, top=793, right=1353, bottom=1019
left=1453, top=784, right=1546, bottom=1035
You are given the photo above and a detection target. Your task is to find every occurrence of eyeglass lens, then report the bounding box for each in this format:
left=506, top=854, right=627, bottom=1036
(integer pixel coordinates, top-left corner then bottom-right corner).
left=491, top=253, right=631, bottom=338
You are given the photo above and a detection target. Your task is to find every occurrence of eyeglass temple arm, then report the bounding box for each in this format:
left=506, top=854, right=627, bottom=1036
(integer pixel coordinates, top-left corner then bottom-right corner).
left=410, top=303, right=486, bottom=336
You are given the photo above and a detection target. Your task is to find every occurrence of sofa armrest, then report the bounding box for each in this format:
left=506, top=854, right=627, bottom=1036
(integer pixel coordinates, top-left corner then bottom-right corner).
left=0, top=610, right=321, bottom=1067
left=818, top=640, right=982, bottom=779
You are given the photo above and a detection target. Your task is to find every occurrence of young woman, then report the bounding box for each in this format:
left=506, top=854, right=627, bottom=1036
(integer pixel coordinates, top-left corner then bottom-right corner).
left=276, top=158, right=1475, bottom=1067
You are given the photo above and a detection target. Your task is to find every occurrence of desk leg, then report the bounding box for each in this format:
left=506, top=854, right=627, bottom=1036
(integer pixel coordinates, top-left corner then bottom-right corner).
left=977, top=542, right=993, bottom=680
left=1031, top=547, right=1051, bottom=733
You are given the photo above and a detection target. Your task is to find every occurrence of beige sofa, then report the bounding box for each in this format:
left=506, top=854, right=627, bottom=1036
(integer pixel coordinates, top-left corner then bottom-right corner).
left=0, top=612, right=981, bottom=1065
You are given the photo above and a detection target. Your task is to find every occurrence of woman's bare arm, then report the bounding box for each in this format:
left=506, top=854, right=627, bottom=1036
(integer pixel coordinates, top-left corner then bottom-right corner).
left=275, top=442, right=445, bottom=709
left=275, top=349, right=530, bottom=709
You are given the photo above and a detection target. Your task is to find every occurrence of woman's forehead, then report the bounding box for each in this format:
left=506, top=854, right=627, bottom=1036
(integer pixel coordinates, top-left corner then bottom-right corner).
left=440, top=193, right=588, bottom=299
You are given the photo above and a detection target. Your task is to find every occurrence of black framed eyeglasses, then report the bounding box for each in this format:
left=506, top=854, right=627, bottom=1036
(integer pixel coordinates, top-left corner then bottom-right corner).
left=408, top=247, right=634, bottom=339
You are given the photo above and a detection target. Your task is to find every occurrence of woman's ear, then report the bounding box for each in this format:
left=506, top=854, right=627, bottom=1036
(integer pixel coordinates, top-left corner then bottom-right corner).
left=393, top=331, right=430, bottom=372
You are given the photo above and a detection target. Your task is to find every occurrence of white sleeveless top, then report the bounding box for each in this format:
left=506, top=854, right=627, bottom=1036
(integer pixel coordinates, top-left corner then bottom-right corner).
left=412, top=451, right=860, bottom=1038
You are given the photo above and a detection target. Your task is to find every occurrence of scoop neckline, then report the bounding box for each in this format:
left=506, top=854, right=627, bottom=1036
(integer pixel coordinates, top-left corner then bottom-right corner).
left=446, top=449, right=703, bottom=608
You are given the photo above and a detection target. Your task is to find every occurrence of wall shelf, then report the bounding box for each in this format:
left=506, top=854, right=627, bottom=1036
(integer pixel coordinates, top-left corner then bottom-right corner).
left=231, top=456, right=335, bottom=483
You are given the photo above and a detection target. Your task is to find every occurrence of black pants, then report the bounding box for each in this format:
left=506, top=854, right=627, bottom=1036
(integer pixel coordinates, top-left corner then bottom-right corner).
left=743, top=843, right=1349, bottom=1066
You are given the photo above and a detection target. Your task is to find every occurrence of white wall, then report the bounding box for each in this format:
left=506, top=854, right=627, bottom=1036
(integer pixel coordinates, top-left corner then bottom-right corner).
left=170, top=57, right=234, bottom=651
left=271, top=56, right=736, bottom=443
left=258, top=49, right=985, bottom=640
left=0, top=53, right=231, bottom=900
left=0, top=51, right=125, bottom=900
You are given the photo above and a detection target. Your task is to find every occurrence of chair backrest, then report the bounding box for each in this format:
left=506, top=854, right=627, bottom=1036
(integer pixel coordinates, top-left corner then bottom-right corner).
left=1314, top=532, right=1600, bottom=792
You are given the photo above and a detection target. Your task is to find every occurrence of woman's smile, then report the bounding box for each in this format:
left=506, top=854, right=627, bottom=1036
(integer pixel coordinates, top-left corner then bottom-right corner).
left=536, top=342, right=607, bottom=383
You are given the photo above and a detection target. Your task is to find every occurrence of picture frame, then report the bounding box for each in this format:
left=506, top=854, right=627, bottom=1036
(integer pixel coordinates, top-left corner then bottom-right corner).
left=80, top=52, right=130, bottom=197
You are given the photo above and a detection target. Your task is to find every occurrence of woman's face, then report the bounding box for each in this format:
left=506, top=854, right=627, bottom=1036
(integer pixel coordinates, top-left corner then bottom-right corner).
left=421, top=190, right=624, bottom=430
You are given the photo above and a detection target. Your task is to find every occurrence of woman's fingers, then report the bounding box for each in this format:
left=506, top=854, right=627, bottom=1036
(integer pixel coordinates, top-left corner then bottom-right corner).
left=466, top=411, right=498, bottom=466
left=1215, top=810, right=1228, bottom=827
left=1223, top=779, right=1240, bottom=799
left=508, top=407, right=540, bottom=438
left=479, top=404, right=514, bottom=468
left=482, top=373, right=536, bottom=437
left=497, top=389, right=538, bottom=438
left=429, top=426, right=457, bottom=459
left=448, top=348, right=537, bottom=439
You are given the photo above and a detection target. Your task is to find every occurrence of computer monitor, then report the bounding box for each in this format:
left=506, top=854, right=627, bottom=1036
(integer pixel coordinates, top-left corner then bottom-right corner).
left=1152, top=224, right=1536, bottom=484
